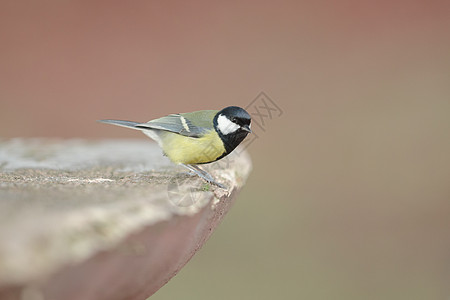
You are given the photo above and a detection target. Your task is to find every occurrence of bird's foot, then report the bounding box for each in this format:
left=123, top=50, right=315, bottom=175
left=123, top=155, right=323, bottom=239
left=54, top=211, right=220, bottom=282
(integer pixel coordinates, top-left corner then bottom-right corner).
left=180, top=164, right=227, bottom=189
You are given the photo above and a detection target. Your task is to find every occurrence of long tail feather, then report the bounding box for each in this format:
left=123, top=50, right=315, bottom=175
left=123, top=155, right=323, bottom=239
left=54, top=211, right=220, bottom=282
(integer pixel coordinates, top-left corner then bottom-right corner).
left=97, top=119, right=141, bottom=130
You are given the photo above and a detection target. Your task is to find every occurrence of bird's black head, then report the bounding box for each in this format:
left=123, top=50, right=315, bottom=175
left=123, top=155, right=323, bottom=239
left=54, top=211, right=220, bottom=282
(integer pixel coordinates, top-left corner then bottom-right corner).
left=213, top=106, right=252, bottom=154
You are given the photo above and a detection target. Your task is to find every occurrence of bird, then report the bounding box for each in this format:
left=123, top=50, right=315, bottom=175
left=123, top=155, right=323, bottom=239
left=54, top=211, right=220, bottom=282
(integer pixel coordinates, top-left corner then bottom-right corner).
left=98, top=106, right=252, bottom=188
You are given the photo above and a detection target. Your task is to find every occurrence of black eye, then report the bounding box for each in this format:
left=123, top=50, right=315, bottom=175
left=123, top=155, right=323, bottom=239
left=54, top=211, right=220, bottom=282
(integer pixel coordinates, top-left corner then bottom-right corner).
left=232, top=117, right=237, bottom=123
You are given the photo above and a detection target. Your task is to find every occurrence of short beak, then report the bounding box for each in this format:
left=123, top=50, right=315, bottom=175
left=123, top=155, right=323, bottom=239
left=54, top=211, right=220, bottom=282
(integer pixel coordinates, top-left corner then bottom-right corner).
left=241, top=124, right=252, bottom=133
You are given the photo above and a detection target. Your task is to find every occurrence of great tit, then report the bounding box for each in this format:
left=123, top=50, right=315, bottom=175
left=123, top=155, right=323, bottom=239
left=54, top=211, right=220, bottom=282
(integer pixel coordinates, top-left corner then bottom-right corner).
left=99, top=106, right=252, bottom=188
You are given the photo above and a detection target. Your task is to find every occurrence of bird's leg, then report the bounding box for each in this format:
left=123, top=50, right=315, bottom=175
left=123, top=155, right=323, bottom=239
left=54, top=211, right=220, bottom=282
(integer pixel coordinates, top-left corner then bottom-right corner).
left=180, top=164, right=226, bottom=189
left=188, top=164, right=215, bottom=181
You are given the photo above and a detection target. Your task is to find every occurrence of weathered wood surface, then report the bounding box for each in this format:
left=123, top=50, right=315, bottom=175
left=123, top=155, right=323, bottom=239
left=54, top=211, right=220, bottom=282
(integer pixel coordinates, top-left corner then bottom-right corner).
left=0, top=139, right=251, bottom=300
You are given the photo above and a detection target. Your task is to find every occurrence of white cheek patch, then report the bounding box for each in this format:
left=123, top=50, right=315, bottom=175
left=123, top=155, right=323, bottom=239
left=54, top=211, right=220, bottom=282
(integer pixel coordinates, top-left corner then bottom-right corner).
left=217, top=114, right=240, bottom=135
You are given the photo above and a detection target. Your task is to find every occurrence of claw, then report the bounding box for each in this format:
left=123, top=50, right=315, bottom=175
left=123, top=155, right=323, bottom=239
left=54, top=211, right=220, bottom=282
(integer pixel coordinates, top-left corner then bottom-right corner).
left=180, top=164, right=227, bottom=189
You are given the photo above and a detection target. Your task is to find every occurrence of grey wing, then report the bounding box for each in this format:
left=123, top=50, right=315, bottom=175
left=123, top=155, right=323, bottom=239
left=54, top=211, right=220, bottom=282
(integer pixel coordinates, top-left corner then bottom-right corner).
left=136, top=114, right=209, bottom=138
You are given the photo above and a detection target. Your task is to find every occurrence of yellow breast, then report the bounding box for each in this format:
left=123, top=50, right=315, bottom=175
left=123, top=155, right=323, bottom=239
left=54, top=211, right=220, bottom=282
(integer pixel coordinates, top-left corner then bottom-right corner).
left=161, top=130, right=226, bottom=164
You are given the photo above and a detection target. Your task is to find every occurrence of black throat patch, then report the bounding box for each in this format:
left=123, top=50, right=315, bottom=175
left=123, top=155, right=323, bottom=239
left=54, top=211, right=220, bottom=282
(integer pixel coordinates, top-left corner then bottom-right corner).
left=213, top=114, right=249, bottom=156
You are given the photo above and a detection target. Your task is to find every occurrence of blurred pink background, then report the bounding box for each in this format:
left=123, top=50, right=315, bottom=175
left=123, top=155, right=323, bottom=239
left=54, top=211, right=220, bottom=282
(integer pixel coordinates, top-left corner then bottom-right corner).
left=1, top=1, right=450, bottom=299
